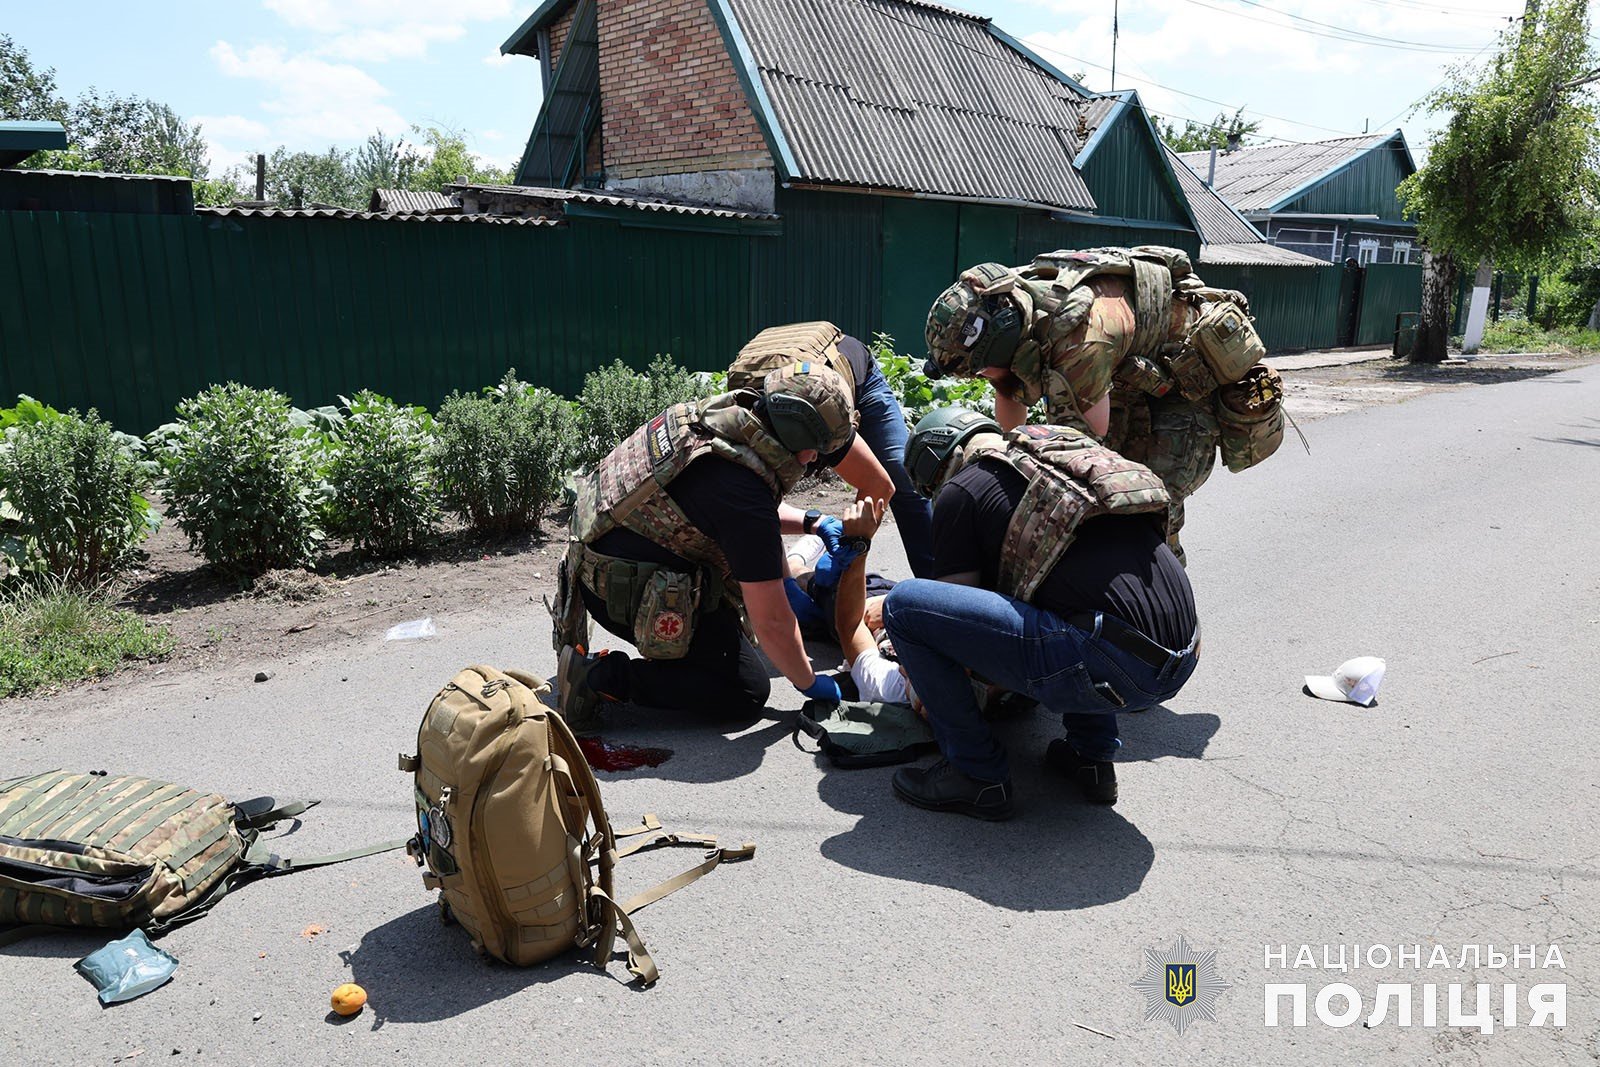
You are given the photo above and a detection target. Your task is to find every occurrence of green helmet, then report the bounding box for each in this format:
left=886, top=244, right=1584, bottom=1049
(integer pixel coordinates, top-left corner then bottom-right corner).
left=761, top=361, right=854, bottom=456
left=924, top=263, right=1026, bottom=381
left=906, top=407, right=1002, bottom=497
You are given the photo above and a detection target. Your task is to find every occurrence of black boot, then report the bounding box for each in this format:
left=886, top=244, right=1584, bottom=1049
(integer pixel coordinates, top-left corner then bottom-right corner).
left=892, top=759, right=1015, bottom=821
left=1044, top=740, right=1118, bottom=805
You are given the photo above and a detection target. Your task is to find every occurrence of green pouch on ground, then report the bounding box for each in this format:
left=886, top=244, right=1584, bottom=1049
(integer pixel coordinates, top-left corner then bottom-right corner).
left=794, top=699, right=939, bottom=769
left=633, top=567, right=699, bottom=659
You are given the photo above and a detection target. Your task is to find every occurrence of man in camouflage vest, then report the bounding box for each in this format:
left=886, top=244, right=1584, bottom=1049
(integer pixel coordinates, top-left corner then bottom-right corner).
left=553, top=362, right=860, bottom=729
left=923, top=246, right=1282, bottom=563
left=878, top=407, right=1201, bottom=820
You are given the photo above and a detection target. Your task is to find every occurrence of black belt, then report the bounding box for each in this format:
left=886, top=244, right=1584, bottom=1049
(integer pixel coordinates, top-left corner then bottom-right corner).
left=1065, top=611, right=1195, bottom=671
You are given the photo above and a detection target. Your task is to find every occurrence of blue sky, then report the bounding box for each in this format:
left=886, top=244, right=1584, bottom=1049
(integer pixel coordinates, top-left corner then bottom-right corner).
left=6, top=0, right=1532, bottom=179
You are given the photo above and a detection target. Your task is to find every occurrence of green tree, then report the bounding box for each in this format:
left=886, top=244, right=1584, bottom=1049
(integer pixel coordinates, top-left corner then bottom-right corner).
left=1158, top=108, right=1262, bottom=153
left=263, top=145, right=362, bottom=209
left=1400, top=0, right=1600, bottom=360
left=350, top=130, right=419, bottom=202
left=0, top=33, right=68, bottom=122
left=407, top=126, right=513, bottom=192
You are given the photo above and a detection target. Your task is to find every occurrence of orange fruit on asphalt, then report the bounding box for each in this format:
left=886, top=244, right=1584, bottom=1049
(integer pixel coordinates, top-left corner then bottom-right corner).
left=330, top=983, right=367, bottom=1016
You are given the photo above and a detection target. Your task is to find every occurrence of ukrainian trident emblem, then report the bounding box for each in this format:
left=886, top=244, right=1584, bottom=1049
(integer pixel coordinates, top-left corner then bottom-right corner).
left=1132, top=935, right=1229, bottom=1035
left=1166, top=963, right=1196, bottom=1006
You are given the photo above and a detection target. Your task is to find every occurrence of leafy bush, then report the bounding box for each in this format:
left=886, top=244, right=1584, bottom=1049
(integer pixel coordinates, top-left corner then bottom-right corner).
left=433, top=370, right=576, bottom=536
left=0, top=580, right=173, bottom=697
left=872, top=334, right=996, bottom=424
left=1480, top=317, right=1600, bottom=354
left=157, top=383, right=324, bottom=576
left=574, top=354, right=708, bottom=470
left=0, top=406, right=153, bottom=587
left=325, top=391, right=439, bottom=557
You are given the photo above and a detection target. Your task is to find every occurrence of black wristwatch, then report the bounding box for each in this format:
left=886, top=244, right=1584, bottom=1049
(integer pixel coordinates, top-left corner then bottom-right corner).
left=845, top=536, right=871, bottom=555
left=803, top=508, right=823, bottom=534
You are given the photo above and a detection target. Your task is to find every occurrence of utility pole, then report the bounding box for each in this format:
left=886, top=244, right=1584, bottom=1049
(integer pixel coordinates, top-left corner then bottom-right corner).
left=1111, top=0, right=1119, bottom=91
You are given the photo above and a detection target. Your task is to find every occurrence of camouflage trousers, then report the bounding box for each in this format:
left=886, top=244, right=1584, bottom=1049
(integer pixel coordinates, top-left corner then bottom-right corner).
left=1107, top=391, right=1218, bottom=565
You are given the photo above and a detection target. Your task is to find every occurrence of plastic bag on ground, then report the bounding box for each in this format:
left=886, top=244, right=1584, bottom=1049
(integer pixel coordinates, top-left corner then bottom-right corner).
left=75, top=929, right=178, bottom=1006
left=385, top=618, right=436, bottom=641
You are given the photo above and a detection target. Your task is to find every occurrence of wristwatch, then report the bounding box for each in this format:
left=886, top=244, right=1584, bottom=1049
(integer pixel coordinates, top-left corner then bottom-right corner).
left=803, top=508, right=822, bottom=534
left=845, top=536, right=871, bottom=555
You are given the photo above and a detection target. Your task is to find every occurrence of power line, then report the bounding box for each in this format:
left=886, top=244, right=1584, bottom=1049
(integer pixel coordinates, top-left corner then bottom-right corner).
left=1171, top=0, right=1500, bottom=53
left=1022, top=37, right=1368, bottom=136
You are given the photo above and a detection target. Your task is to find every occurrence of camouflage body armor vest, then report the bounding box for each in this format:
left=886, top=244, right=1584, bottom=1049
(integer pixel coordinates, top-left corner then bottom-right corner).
left=727, top=322, right=858, bottom=405
left=558, top=392, right=804, bottom=657
left=1004, top=245, right=1265, bottom=410
left=977, top=424, right=1170, bottom=603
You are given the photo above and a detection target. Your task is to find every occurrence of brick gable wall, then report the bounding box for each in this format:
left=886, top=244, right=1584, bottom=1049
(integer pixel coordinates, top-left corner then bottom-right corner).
left=596, top=0, right=771, bottom=179
left=547, top=6, right=577, bottom=72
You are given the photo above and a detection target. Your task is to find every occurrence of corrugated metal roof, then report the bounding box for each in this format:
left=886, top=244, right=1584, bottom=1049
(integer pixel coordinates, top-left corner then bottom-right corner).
left=724, top=0, right=1095, bottom=210
left=451, top=183, right=781, bottom=220
left=198, top=207, right=559, bottom=226
left=1163, top=145, right=1262, bottom=245
left=369, top=188, right=457, bottom=213
left=1198, top=242, right=1329, bottom=267
left=1178, top=133, right=1392, bottom=212
left=0, top=120, right=69, bottom=168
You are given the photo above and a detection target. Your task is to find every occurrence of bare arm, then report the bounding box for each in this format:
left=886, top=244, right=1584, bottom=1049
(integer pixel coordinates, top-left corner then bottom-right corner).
left=741, top=578, right=818, bottom=689
left=831, top=435, right=894, bottom=502
left=994, top=391, right=1028, bottom=431
left=1084, top=391, right=1111, bottom=437
left=775, top=502, right=810, bottom=535
left=833, top=498, right=886, bottom=665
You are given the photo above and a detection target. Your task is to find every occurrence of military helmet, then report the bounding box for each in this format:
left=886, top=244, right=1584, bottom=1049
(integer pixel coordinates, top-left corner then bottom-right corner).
left=761, top=361, right=854, bottom=457
left=906, top=406, right=1002, bottom=497
left=924, top=262, right=1026, bottom=381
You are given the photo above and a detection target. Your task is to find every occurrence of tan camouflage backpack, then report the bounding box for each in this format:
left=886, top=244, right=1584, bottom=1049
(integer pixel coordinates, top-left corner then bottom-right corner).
left=402, top=665, right=753, bottom=983
left=0, top=770, right=401, bottom=944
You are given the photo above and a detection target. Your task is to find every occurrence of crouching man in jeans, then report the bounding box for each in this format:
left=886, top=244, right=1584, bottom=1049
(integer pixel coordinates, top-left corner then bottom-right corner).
left=884, top=408, right=1201, bottom=820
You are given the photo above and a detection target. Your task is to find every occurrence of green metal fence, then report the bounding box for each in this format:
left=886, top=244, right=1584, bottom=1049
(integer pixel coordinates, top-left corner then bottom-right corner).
left=1355, top=263, right=1425, bottom=346
left=1198, top=262, right=1345, bottom=352
left=1, top=186, right=1427, bottom=435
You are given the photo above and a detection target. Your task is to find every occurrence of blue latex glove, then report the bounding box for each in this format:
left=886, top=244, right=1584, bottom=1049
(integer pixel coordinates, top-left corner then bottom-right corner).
left=801, top=673, right=843, bottom=703
left=783, top=577, right=825, bottom=628
left=810, top=541, right=864, bottom=592
left=814, top=515, right=845, bottom=556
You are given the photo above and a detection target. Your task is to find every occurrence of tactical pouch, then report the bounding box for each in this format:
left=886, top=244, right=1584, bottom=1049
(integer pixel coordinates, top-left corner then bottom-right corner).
left=1216, top=364, right=1285, bottom=473
left=633, top=567, right=700, bottom=660
left=549, top=544, right=590, bottom=654
left=1189, top=300, right=1265, bottom=388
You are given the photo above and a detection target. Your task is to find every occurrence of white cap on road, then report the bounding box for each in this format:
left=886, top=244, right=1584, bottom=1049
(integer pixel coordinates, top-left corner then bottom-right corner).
left=1305, top=656, right=1386, bottom=706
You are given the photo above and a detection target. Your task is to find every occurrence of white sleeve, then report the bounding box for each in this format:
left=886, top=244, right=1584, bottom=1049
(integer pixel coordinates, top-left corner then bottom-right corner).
left=851, top=648, right=909, bottom=704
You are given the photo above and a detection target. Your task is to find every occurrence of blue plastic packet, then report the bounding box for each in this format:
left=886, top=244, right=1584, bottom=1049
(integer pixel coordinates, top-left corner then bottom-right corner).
left=75, top=929, right=178, bottom=1006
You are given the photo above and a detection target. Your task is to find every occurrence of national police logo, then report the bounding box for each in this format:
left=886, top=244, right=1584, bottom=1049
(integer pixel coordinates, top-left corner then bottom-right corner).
left=1132, top=935, right=1228, bottom=1035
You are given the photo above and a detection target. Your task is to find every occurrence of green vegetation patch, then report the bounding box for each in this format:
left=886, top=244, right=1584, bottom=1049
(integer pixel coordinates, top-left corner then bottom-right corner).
left=0, top=585, right=173, bottom=697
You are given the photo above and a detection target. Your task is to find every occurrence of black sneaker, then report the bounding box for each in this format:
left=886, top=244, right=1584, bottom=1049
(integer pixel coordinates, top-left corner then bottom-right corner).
left=892, top=759, right=1015, bottom=821
left=1044, top=740, right=1118, bottom=805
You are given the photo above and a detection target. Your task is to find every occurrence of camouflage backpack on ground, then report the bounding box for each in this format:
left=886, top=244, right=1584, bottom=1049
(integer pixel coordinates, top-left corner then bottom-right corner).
left=0, top=770, right=401, bottom=944
left=402, top=665, right=753, bottom=983
left=989, top=424, right=1171, bottom=602
left=727, top=321, right=858, bottom=403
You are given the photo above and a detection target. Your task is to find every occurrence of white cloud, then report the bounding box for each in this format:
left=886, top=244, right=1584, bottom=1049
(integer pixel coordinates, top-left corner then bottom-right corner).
left=263, top=0, right=516, bottom=61
left=191, top=114, right=272, bottom=142
left=1016, top=0, right=1498, bottom=143
left=210, top=41, right=409, bottom=144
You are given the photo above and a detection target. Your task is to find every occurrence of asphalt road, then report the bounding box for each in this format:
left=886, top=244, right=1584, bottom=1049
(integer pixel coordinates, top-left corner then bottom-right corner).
left=4, top=365, right=1599, bottom=1066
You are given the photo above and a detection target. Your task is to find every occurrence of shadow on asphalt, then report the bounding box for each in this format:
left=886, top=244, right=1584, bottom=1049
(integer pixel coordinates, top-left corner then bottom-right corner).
left=339, top=904, right=603, bottom=1026
left=584, top=709, right=794, bottom=785
left=810, top=703, right=1220, bottom=910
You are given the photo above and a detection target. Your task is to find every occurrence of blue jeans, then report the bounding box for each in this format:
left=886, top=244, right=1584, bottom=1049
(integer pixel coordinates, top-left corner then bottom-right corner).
left=855, top=363, right=936, bottom=579
left=882, top=579, right=1199, bottom=782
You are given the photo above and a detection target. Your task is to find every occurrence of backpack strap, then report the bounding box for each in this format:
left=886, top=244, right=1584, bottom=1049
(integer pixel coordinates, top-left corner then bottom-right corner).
left=241, top=836, right=408, bottom=874
left=233, top=797, right=319, bottom=830
left=588, top=886, right=659, bottom=985
left=620, top=842, right=755, bottom=916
